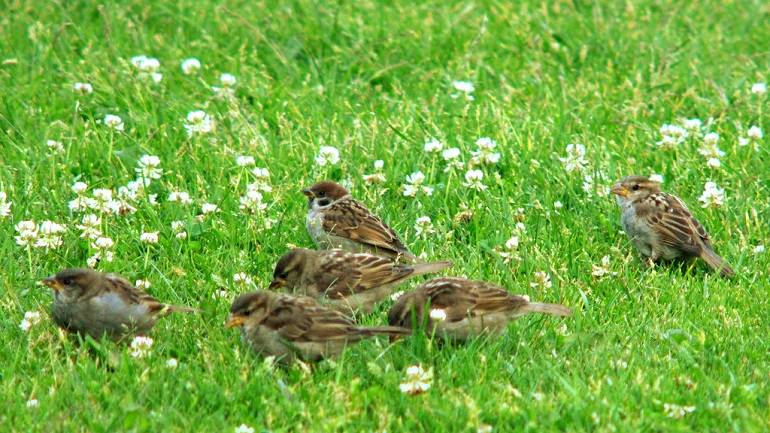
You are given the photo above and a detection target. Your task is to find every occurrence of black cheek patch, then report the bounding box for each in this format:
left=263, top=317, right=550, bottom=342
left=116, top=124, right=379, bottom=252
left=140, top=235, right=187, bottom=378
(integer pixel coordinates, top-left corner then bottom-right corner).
left=318, top=198, right=332, bottom=207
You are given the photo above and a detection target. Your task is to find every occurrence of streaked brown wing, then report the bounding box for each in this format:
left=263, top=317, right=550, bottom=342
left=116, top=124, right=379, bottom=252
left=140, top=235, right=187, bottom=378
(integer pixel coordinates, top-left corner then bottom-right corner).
left=644, top=194, right=709, bottom=255
left=262, top=296, right=315, bottom=341
left=355, top=254, right=414, bottom=289
left=314, top=250, right=364, bottom=298
left=104, top=273, right=167, bottom=314
left=324, top=199, right=408, bottom=255
left=419, top=278, right=526, bottom=321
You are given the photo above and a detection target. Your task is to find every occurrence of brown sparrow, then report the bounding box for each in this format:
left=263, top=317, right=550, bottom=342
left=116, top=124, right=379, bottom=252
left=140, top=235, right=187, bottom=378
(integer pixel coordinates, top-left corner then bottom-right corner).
left=269, top=248, right=454, bottom=316
left=225, top=290, right=409, bottom=364
left=43, top=268, right=202, bottom=342
left=388, top=277, right=572, bottom=341
left=302, top=180, right=421, bottom=263
left=611, top=175, right=735, bottom=277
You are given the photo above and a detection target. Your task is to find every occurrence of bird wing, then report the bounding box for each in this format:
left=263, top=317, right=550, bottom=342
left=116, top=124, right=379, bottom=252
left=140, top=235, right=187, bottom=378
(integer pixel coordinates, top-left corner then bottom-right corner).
left=312, top=250, right=364, bottom=298
left=263, top=296, right=358, bottom=342
left=104, top=273, right=168, bottom=315
left=640, top=193, right=712, bottom=254
left=421, top=278, right=526, bottom=321
left=324, top=199, right=410, bottom=256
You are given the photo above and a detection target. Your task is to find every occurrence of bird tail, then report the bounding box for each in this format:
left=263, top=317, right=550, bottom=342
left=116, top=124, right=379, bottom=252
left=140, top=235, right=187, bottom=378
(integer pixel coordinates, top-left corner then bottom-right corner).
left=165, top=305, right=205, bottom=314
left=365, top=326, right=412, bottom=337
left=410, top=260, right=455, bottom=277
left=520, top=302, right=573, bottom=318
left=701, top=249, right=735, bottom=278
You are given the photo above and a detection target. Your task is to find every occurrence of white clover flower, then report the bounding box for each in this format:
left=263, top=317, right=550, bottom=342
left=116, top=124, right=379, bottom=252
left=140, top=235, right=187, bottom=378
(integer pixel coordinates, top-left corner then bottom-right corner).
left=0, top=191, right=11, bottom=218
left=591, top=255, right=618, bottom=279
left=168, top=191, right=193, bottom=204
left=683, top=118, right=702, bottom=131
left=171, top=221, right=186, bottom=232
left=703, top=132, right=720, bottom=145
left=463, top=169, right=487, bottom=191
left=706, top=158, right=721, bottom=169
left=73, top=82, right=93, bottom=93
left=166, top=358, right=179, bottom=369
left=19, top=311, right=42, bottom=331
left=442, top=147, right=461, bottom=160
left=374, top=160, right=385, bottom=170
left=183, top=110, right=212, bottom=137
left=92, top=188, right=113, bottom=202
left=657, top=124, right=688, bottom=149
left=530, top=271, right=552, bottom=289
left=649, top=174, right=664, bottom=183
left=220, top=74, right=237, bottom=86
left=471, top=137, right=500, bottom=165
left=424, top=138, right=443, bottom=153
left=553, top=201, right=563, bottom=210
left=131, top=55, right=160, bottom=71
left=134, top=280, right=151, bottom=291
left=46, top=140, right=64, bottom=152
left=72, top=181, right=88, bottom=194
left=747, top=126, right=763, bottom=140
left=402, top=171, right=433, bottom=197
left=104, top=114, right=124, bottom=131
left=26, top=399, right=39, bottom=409
left=399, top=365, right=433, bottom=395
left=14, top=221, right=39, bottom=245
left=751, top=83, right=766, bottom=95
left=752, top=245, right=765, bottom=254
left=453, top=81, right=475, bottom=93
left=582, top=172, right=611, bottom=198
left=429, top=309, right=447, bottom=322
left=233, top=272, right=253, bottom=286
left=201, top=203, right=219, bottom=215
left=181, top=58, right=201, bottom=74
left=559, top=143, right=589, bottom=172
left=239, top=190, right=267, bottom=213
left=236, top=156, right=255, bottom=167
left=390, top=291, right=405, bottom=301
left=136, top=155, right=163, bottom=179
left=129, top=336, right=154, bottom=358
left=234, top=425, right=255, bottom=433
left=34, top=221, right=66, bottom=250
left=315, top=146, right=340, bottom=166
left=698, top=182, right=725, bottom=208
left=505, top=236, right=519, bottom=250
left=739, top=137, right=751, bottom=147
left=140, top=232, right=159, bottom=244
left=414, top=216, right=435, bottom=237
left=663, top=403, right=695, bottom=419
left=92, top=236, right=115, bottom=250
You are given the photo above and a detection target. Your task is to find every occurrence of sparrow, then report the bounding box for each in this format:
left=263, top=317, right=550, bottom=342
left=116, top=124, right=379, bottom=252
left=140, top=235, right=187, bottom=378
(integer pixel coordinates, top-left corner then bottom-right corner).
left=269, top=248, right=454, bottom=316
left=610, top=175, right=735, bottom=277
left=302, top=180, right=421, bottom=263
left=388, top=277, right=572, bottom=341
left=43, top=268, right=201, bottom=343
left=225, top=290, right=409, bottom=364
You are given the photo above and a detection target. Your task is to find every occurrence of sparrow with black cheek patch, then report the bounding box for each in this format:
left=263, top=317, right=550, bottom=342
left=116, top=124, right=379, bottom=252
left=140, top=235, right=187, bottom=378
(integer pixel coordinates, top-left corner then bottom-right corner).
left=302, top=180, right=421, bottom=263
left=388, top=277, right=572, bottom=341
left=43, top=268, right=202, bottom=343
left=611, top=175, right=735, bottom=277
left=269, top=248, right=454, bottom=316
left=225, top=290, right=409, bottom=364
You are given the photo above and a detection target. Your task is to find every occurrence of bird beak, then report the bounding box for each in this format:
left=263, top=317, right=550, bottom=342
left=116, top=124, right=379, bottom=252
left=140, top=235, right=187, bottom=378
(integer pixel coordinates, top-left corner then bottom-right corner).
left=42, top=276, right=63, bottom=291
left=389, top=334, right=405, bottom=343
left=610, top=184, right=629, bottom=197
left=269, top=279, right=285, bottom=291
left=224, top=315, right=244, bottom=329
left=301, top=188, right=314, bottom=198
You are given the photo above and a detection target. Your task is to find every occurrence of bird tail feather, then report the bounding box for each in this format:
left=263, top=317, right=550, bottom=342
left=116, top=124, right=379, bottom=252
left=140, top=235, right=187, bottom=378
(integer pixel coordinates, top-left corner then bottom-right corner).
left=521, top=302, right=573, bottom=317
left=701, top=249, right=735, bottom=278
left=410, top=260, right=455, bottom=277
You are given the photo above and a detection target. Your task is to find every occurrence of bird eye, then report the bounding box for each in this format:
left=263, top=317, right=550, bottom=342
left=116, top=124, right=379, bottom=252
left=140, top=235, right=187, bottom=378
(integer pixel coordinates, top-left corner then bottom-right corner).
left=62, top=279, right=73, bottom=285
left=243, top=309, right=252, bottom=316
left=279, top=272, right=288, bottom=279
left=317, top=191, right=326, bottom=197
left=632, top=185, right=639, bottom=191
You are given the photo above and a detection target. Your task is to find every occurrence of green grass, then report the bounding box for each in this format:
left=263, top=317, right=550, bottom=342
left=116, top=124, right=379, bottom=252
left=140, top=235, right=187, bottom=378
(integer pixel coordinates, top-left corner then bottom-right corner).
left=2, top=0, right=769, bottom=431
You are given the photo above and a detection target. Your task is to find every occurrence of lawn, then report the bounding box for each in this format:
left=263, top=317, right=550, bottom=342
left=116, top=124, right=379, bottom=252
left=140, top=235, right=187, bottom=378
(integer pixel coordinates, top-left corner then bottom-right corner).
left=1, top=0, right=768, bottom=431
